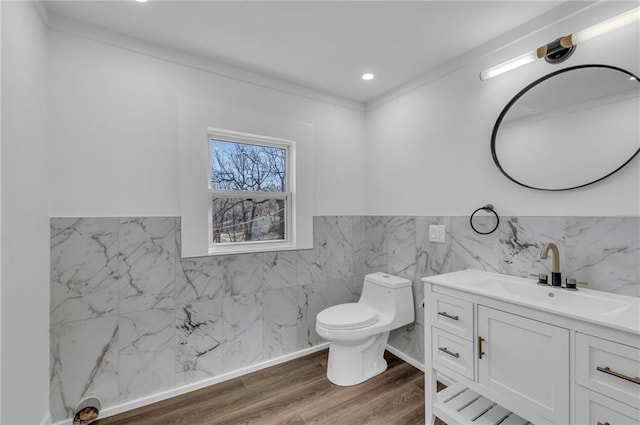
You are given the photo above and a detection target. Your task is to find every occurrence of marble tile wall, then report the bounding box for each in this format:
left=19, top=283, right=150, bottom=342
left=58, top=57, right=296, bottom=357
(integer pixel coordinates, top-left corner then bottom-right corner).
left=49, top=216, right=363, bottom=422
left=378, top=216, right=639, bottom=367
left=49, top=215, right=639, bottom=422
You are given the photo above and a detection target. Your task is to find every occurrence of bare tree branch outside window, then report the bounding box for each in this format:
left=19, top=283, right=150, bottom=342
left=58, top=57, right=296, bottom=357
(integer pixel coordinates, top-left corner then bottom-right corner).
left=210, top=140, right=287, bottom=243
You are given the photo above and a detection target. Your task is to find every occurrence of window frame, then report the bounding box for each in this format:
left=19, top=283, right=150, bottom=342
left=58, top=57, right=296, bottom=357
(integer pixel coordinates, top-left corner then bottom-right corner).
left=207, top=128, right=296, bottom=255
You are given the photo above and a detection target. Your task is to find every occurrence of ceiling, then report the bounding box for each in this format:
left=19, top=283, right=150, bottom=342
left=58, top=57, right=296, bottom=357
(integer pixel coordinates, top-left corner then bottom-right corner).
left=44, top=1, right=565, bottom=103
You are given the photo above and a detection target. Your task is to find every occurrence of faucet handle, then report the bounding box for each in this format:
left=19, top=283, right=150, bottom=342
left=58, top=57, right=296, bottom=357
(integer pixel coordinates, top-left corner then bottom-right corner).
left=565, top=278, right=588, bottom=290
left=530, top=273, right=549, bottom=285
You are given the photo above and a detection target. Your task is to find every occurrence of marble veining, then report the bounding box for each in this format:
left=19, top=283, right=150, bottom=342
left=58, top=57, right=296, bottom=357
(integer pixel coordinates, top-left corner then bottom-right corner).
left=50, top=218, right=119, bottom=325
left=415, top=216, right=452, bottom=279
left=365, top=216, right=389, bottom=272
left=415, top=217, right=452, bottom=326
left=264, top=287, right=300, bottom=358
left=50, top=214, right=638, bottom=422
left=296, top=281, right=328, bottom=349
left=327, top=277, right=360, bottom=307
left=352, top=216, right=367, bottom=275
left=565, top=217, right=639, bottom=296
left=176, top=256, right=224, bottom=305
left=222, top=292, right=263, bottom=372
left=176, top=299, right=223, bottom=385
left=450, top=216, right=500, bottom=273
left=50, top=316, right=119, bottom=422
left=499, top=216, right=565, bottom=278
left=386, top=216, right=417, bottom=281
left=222, top=253, right=263, bottom=296
left=119, top=217, right=176, bottom=314
left=119, top=308, right=176, bottom=401
left=297, top=217, right=328, bottom=285
left=326, top=216, right=354, bottom=280
left=264, top=251, right=298, bottom=289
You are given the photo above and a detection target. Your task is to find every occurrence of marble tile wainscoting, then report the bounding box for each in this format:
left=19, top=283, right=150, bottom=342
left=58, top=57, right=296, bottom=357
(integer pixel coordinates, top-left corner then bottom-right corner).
left=49, top=215, right=639, bottom=422
left=49, top=216, right=365, bottom=423
left=374, top=215, right=639, bottom=369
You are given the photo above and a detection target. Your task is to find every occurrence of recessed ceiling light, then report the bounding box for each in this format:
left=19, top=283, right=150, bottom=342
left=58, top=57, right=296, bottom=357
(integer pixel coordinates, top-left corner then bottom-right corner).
left=361, top=73, right=375, bottom=81
left=136, top=0, right=148, bottom=3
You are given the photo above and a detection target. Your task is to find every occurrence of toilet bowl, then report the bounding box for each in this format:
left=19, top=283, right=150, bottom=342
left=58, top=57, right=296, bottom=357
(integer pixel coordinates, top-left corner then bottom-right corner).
left=316, top=272, right=414, bottom=386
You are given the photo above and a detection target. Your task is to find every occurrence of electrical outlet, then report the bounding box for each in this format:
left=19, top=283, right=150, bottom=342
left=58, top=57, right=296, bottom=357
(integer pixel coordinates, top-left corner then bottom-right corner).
left=429, top=224, right=446, bottom=243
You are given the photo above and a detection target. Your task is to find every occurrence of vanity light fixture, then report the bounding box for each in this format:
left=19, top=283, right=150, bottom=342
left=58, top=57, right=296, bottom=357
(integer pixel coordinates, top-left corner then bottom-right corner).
left=480, top=6, right=640, bottom=80
left=362, top=73, right=375, bottom=81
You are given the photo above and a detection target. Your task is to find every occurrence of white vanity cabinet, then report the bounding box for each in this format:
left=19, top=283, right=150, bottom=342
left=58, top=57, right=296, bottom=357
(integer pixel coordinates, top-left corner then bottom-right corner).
left=423, top=270, right=640, bottom=425
left=574, top=333, right=640, bottom=425
left=477, top=306, right=569, bottom=424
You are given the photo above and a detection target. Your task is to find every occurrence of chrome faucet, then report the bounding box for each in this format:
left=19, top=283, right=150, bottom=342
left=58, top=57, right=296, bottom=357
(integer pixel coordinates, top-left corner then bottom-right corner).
left=540, top=243, right=562, bottom=287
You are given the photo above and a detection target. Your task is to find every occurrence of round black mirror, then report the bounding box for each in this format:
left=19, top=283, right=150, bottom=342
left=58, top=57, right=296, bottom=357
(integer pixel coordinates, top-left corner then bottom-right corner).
left=491, top=64, right=640, bottom=191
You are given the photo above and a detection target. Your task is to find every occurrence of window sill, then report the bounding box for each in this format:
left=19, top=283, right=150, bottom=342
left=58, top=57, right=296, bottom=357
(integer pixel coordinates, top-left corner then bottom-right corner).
left=205, top=240, right=298, bottom=256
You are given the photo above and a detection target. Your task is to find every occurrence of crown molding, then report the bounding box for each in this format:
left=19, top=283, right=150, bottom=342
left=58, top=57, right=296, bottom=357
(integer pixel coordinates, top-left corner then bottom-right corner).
left=45, top=12, right=365, bottom=112
left=365, top=1, right=608, bottom=110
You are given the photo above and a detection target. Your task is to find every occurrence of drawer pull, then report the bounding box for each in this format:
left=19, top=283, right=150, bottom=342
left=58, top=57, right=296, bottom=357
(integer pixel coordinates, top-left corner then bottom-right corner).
left=596, top=366, right=640, bottom=385
left=438, top=311, right=459, bottom=321
left=439, top=347, right=460, bottom=358
left=596, top=422, right=610, bottom=425
left=478, top=336, right=485, bottom=359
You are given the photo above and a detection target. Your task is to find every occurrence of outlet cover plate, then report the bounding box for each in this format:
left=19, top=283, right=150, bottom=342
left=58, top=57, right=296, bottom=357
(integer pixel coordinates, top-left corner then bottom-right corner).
left=429, top=224, right=446, bottom=243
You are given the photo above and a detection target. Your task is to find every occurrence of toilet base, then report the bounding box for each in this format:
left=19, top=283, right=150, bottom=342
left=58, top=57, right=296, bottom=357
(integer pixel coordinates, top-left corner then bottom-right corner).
left=326, top=331, right=390, bottom=386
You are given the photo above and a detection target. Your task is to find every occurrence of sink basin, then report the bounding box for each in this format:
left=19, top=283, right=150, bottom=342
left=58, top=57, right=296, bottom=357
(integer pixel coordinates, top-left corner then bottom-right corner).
left=466, top=278, right=631, bottom=317
left=423, top=269, right=640, bottom=335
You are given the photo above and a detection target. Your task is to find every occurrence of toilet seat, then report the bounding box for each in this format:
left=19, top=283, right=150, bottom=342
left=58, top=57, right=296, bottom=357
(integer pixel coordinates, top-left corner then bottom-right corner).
left=316, top=303, right=378, bottom=330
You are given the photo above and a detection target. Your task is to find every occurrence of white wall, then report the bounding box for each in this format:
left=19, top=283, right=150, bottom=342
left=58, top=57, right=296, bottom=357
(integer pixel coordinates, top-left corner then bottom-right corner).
left=365, top=3, right=640, bottom=216
left=0, top=2, right=3, bottom=421
left=1, top=2, right=50, bottom=424
left=48, top=28, right=367, bottom=218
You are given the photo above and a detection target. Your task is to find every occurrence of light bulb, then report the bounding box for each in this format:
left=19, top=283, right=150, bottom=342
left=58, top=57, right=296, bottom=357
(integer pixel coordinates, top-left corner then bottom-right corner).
left=572, top=7, right=640, bottom=44
left=480, top=50, right=539, bottom=81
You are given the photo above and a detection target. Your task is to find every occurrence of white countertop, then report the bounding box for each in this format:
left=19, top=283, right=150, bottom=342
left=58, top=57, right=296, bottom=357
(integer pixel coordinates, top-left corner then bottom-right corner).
left=423, top=269, right=640, bottom=336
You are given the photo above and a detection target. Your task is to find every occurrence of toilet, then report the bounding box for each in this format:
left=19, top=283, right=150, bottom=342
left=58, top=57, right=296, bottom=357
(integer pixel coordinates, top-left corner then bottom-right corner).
left=316, top=272, right=414, bottom=386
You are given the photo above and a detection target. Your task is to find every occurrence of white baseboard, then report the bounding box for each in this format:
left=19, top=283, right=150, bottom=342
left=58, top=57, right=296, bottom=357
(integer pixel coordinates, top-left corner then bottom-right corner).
left=40, top=411, right=52, bottom=425
left=51, top=343, right=425, bottom=425
left=52, top=343, right=329, bottom=425
left=385, top=344, right=425, bottom=372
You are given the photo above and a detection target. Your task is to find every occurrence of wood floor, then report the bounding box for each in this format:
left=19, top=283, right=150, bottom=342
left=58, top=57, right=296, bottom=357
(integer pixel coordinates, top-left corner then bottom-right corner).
left=94, top=349, right=430, bottom=425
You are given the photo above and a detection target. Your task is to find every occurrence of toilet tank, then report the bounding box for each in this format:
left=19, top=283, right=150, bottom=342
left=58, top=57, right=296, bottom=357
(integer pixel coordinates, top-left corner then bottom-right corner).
left=360, top=273, right=414, bottom=323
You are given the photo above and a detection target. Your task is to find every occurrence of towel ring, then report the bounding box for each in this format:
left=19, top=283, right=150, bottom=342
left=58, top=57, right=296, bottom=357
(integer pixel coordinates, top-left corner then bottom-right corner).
left=470, top=204, right=500, bottom=235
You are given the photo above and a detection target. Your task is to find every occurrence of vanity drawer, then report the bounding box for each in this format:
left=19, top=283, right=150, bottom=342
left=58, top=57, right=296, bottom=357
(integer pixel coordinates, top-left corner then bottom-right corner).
left=575, top=385, right=640, bottom=425
left=431, top=292, right=473, bottom=340
left=576, top=333, right=640, bottom=408
left=432, top=328, right=474, bottom=380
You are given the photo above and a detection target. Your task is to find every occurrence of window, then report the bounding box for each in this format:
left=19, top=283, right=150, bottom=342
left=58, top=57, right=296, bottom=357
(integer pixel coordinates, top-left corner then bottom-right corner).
left=179, top=102, right=313, bottom=258
left=208, top=129, right=294, bottom=251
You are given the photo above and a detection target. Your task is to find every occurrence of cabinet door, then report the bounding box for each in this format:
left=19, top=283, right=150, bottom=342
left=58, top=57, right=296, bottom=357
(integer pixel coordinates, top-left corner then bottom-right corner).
left=478, top=306, right=569, bottom=424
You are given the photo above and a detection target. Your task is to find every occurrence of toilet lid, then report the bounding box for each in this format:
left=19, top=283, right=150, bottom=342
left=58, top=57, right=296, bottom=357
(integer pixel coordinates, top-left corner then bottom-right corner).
left=317, top=303, right=379, bottom=330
